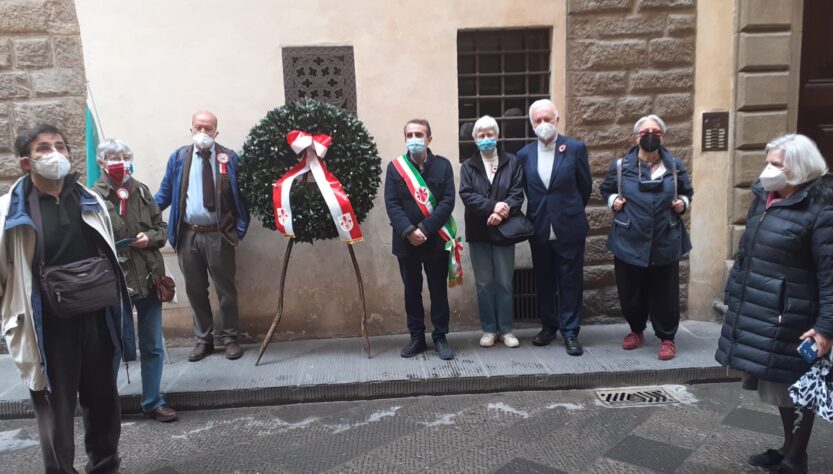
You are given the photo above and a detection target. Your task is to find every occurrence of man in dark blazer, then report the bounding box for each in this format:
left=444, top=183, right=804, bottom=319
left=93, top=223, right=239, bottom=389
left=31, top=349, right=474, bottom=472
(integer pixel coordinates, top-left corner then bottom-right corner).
left=517, top=99, right=592, bottom=356
left=384, top=119, right=457, bottom=360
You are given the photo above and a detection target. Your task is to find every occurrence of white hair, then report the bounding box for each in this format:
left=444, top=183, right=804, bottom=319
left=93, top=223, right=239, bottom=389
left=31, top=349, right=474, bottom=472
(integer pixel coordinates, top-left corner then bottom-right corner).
left=765, top=134, right=829, bottom=185
left=471, top=115, right=499, bottom=138
left=633, top=114, right=667, bottom=134
left=528, top=99, right=559, bottom=122
left=96, top=138, right=133, bottom=162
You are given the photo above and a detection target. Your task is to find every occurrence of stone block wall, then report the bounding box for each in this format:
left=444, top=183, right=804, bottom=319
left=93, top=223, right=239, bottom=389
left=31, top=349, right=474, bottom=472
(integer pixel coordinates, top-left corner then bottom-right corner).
left=729, top=0, right=801, bottom=254
left=567, top=0, right=696, bottom=321
left=0, top=0, right=86, bottom=193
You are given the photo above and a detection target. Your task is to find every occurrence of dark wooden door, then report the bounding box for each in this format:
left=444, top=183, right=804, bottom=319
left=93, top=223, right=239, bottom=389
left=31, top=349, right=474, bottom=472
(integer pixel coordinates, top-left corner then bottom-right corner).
left=798, top=0, right=833, bottom=166
left=798, top=0, right=833, bottom=165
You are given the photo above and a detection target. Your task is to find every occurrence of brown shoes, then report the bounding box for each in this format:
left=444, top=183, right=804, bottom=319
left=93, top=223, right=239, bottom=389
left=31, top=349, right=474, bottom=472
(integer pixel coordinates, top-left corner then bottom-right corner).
left=224, top=341, right=243, bottom=360
left=188, top=341, right=243, bottom=361
left=146, top=405, right=178, bottom=423
left=187, top=342, right=214, bottom=362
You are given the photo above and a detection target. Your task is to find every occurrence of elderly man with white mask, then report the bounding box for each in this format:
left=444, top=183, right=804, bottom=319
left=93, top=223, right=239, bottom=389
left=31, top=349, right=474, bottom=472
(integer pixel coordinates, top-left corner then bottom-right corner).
left=517, top=99, right=592, bottom=356
left=155, top=110, right=250, bottom=363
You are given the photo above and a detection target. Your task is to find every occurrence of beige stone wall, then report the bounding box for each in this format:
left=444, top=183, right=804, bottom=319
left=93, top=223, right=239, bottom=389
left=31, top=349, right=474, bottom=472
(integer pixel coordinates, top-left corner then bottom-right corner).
left=729, top=0, right=803, bottom=253
left=687, top=0, right=734, bottom=321
left=566, top=0, right=696, bottom=320
left=0, top=0, right=86, bottom=192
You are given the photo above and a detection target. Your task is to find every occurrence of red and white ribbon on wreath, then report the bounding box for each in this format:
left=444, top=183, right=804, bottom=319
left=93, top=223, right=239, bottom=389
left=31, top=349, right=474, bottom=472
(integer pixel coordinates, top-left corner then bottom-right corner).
left=272, top=130, right=363, bottom=243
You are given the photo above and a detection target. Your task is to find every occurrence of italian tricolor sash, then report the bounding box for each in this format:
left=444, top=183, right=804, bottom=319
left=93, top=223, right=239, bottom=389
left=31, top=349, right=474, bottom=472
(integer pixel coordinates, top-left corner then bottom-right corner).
left=392, top=154, right=464, bottom=287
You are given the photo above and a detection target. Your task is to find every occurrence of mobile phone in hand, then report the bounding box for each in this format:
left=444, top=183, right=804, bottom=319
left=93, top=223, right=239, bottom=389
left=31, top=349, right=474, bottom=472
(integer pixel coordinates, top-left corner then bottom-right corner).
left=115, top=237, right=138, bottom=249
left=797, top=338, right=819, bottom=364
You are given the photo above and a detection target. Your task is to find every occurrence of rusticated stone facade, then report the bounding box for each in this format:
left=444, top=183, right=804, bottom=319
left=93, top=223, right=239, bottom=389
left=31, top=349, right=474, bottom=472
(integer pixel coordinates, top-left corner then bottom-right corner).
left=729, top=0, right=802, bottom=254
left=566, top=0, right=696, bottom=321
left=0, top=0, right=86, bottom=194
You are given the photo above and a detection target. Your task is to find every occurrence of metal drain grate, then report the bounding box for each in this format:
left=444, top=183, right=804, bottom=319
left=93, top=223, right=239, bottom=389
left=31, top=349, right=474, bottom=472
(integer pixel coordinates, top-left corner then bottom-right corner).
left=595, top=387, right=681, bottom=408
left=512, top=268, right=539, bottom=321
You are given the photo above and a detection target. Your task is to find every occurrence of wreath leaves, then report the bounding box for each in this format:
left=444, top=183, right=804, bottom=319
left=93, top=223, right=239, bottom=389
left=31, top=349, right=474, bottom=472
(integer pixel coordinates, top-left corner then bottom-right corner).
left=238, top=100, right=383, bottom=244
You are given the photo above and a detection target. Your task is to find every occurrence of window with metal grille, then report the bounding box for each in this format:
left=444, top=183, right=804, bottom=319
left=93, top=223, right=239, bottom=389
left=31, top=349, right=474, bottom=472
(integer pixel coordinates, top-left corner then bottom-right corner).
left=457, top=28, right=552, bottom=161
left=513, top=268, right=538, bottom=321
left=282, top=46, right=357, bottom=115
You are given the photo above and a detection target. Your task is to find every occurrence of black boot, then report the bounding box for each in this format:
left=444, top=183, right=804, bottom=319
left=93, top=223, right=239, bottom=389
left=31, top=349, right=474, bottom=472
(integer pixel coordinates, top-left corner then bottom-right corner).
left=401, top=338, right=427, bottom=358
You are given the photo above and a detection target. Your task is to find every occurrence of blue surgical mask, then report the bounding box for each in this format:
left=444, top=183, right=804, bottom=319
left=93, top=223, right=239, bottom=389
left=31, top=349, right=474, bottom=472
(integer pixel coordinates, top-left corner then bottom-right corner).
left=476, top=138, right=497, bottom=153
left=406, top=138, right=426, bottom=155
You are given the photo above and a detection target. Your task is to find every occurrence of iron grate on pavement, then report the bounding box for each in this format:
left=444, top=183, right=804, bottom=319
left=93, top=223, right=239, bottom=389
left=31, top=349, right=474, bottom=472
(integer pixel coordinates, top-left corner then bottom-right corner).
left=595, top=386, right=681, bottom=408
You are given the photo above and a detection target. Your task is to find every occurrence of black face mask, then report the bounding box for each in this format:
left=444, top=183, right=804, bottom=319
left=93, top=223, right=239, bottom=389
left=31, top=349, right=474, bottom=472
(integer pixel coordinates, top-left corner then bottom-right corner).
left=639, top=134, right=661, bottom=152
left=638, top=179, right=663, bottom=193
left=638, top=161, right=663, bottom=193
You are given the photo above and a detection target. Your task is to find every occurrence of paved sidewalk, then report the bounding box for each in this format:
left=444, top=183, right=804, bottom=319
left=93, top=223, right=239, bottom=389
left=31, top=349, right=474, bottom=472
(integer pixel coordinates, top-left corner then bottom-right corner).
left=0, top=321, right=733, bottom=418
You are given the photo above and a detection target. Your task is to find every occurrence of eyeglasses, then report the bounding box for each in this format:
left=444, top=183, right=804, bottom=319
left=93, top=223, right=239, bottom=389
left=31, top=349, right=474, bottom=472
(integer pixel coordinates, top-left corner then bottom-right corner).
left=639, top=129, right=663, bottom=138
left=34, top=142, right=69, bottom=154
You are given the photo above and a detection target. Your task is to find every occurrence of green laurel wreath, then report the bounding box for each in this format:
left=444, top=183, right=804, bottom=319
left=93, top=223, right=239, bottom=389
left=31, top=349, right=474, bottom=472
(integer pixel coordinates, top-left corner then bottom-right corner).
left=238, top=100, right=382, bottom=244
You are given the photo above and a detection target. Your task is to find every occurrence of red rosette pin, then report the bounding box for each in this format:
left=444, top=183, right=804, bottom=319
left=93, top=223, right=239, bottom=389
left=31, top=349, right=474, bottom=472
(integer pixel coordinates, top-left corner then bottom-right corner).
left=218, top=152, right=230, bottom=175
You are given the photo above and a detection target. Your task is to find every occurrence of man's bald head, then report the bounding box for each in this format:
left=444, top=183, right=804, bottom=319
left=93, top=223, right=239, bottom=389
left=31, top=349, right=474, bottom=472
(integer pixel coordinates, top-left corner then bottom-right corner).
left=191, top=110, right=218, bottom=137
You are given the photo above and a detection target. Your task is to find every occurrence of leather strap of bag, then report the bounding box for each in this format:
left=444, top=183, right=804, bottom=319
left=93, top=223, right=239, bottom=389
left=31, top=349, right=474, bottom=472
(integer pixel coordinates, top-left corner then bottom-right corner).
left=672, top=159, right=678, bottom=198
left=617, top=158, right=623, bottom=198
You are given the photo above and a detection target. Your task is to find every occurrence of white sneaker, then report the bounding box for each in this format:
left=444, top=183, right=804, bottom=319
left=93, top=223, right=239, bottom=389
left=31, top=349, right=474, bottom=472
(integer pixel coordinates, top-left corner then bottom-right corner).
left=501, top=333, right=520, bottom=348
left=479, top=333, right=497, bottom=347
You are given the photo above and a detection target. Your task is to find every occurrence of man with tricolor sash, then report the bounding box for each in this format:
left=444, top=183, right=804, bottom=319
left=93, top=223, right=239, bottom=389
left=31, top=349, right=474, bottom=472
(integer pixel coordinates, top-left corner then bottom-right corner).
left=385, top=119, right=460, bottom=360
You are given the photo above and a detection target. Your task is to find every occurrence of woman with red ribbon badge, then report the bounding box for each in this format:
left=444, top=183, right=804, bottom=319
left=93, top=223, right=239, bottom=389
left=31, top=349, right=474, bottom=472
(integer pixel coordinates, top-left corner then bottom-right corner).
left=91, top=139, right=177, bottom=423
left=384, top=118, right=460, bottom=361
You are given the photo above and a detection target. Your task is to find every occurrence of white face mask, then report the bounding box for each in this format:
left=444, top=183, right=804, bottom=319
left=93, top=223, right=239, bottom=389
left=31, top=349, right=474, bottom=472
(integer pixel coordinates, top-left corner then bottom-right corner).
left=29, top=151, right=71, bottom=181
left=193, top=132, right=214, bottom=150
left=760, top=163, right=788, bottom=191
left=534, top=122, right=557, bottom=142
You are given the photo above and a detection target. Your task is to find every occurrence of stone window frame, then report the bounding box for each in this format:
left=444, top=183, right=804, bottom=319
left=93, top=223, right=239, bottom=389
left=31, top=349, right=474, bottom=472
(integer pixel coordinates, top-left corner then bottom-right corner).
left=282, top=46, right=357, bottom=115
left=457, top=28, right=552, bottom=161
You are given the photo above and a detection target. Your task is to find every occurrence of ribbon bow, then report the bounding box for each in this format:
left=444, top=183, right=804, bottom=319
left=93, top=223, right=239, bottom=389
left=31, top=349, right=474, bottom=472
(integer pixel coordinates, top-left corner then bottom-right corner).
left=287, top=130, right=333, bottom=158
left=272, top=130, right=363, bottom=243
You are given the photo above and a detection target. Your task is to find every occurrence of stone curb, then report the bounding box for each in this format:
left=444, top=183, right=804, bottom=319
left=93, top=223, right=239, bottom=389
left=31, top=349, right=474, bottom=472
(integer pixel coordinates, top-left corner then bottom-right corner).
left=0, top=366, right=740, bottom=419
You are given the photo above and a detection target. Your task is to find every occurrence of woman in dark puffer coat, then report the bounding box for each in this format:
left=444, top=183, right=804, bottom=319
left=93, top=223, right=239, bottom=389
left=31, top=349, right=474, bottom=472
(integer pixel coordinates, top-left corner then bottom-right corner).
left=716, top=134, right=833, bottom=473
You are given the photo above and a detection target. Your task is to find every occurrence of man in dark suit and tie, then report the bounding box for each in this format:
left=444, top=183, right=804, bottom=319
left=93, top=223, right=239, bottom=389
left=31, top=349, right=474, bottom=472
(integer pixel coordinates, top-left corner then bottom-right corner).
left=517, top=99, right=592, bottom=356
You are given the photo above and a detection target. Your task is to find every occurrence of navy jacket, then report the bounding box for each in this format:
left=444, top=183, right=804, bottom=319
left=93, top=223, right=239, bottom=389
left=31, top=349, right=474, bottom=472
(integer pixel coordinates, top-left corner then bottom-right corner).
left=384, top=151, right=455, bottom=258
left=459, top=150, right=524, bottom=244
left=599, top=146, right=693, bottom=267
left=716, top=175, right=833, bottom=384
left=517, top=135, right=592, bottom=245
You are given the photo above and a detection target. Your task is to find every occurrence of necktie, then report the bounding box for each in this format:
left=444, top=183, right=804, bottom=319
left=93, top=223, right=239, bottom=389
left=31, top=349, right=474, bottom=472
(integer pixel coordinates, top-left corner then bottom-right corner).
left=198, top=148, right=215, bottom=212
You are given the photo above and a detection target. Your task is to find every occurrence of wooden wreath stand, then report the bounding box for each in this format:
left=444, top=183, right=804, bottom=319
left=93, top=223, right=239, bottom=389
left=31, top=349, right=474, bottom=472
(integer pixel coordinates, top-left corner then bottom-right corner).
left=255, top=238, right=372, bottom=365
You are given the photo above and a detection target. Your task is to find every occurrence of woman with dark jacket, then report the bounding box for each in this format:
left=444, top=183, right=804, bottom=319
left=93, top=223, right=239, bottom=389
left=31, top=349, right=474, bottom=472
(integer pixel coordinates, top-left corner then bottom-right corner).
left=92, top=139, right=178, bottom=423
left=459, top=115, right=525, bottom=348
left=716, top=134, right=833, bottom=473
left=600, top=114, right=693, bottom=361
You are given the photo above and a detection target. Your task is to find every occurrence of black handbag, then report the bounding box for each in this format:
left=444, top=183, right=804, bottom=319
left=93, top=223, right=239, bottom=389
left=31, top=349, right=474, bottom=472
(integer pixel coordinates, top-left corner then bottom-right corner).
left=489, top=212, right=534, bottom=245
left=41, top=257, right=120, bottom=318
left=29, top=186, right=120, bottom=318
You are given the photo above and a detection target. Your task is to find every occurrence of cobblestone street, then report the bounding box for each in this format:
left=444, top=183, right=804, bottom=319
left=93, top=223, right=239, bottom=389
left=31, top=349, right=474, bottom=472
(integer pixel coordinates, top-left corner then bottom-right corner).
left=2, top=382, right=833, bottom=473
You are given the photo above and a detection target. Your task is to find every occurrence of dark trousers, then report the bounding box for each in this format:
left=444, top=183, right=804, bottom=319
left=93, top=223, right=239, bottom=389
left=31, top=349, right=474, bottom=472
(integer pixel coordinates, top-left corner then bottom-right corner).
left=30, top=312, right=121, bottom=474
left=177, top=228, right=239, bottom=344
left=530, top=239, right=585, bottom=338
left=397, top=253, right=450, bottom=341
left=614, top=257, right=680, bottom=340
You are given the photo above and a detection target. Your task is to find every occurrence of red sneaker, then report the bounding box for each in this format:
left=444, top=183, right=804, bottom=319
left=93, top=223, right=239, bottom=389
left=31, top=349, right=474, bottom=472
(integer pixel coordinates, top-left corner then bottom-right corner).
left=658, top=340, right=677, bottom=360
left=622, top=332, right=644, bottom=350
